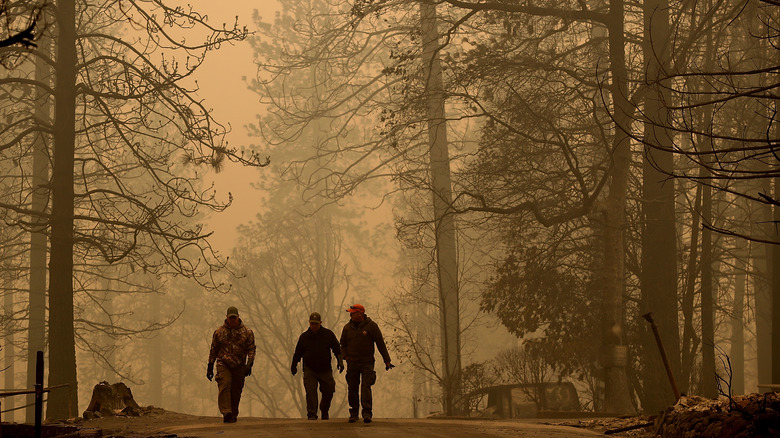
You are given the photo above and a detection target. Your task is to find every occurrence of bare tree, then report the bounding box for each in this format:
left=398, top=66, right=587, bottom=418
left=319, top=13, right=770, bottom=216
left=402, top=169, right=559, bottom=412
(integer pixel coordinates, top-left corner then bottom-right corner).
left=639, top=0, right=680, bottom=412
left=428, top=0, right=638, bottom=412
left=622, top=0, right=778, bottom=231
left=0, top=1, right=45, bottom=57
left=435, top=0, right=774, bottom=410
left=0, top=218, right=27, bottom=422
left=623, top=0, right=777, bottom=398
left=0, top=0, right=268, bottom=418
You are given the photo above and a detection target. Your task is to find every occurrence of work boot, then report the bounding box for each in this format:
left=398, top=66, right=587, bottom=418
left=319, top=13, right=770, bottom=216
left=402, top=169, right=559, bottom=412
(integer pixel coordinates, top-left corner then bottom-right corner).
left=307, top=414, right=317, bottom=420
left=348, top=416, right=358, bottom=423
left=321, top=412, right=329, bottom=420
left=223, top=413, right=234, bottom=423
left=363, top=417, right=372, bottom=424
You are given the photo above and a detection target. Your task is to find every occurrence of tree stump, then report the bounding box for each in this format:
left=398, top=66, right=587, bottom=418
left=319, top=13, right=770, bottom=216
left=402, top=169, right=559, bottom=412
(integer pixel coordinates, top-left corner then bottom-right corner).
left=82, top=381, right=140, bottom=418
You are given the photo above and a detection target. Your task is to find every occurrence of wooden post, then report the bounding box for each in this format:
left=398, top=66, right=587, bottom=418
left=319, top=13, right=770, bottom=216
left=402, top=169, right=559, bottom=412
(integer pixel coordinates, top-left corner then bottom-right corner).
left=642, top=313, right=681, bottom=401
left=34, top=351, right=43, bottom=438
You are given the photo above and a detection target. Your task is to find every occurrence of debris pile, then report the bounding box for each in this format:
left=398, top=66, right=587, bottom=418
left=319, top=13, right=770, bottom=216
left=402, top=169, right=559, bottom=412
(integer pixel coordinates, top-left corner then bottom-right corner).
left=549, top=393, right=780, bottom=437
left=655, top=393, right=780, bottom=437
left=550, top=415, right=655, bottom=436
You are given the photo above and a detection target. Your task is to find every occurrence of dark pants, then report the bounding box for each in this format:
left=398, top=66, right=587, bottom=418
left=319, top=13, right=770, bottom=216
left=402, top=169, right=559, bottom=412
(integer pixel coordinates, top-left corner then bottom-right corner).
left=215, top=363, right=246, bottom=417
left=303, top=366, right=336, bottom=418
left=345, top=361, right=376, bottom=419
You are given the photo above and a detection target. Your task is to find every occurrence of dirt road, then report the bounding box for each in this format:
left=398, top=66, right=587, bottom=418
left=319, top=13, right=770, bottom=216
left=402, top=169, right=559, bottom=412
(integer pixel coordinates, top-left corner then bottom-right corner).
left=153, top=417, right=604, bottom=437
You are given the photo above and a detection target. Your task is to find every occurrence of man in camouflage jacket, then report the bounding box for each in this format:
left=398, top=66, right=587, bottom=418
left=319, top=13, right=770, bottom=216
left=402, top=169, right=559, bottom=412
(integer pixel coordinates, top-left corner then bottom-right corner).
left=207, top=306, right=256, bottom=423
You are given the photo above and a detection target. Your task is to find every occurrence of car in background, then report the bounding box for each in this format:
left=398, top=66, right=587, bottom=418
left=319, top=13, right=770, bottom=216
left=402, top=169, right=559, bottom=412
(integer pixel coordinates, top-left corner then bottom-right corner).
left=467, top=382, right=582, bottom=418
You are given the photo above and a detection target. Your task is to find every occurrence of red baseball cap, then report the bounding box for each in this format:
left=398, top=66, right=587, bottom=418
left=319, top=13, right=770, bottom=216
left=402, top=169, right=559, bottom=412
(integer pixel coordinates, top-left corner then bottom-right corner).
left=346, top=304, right=365, bottom=313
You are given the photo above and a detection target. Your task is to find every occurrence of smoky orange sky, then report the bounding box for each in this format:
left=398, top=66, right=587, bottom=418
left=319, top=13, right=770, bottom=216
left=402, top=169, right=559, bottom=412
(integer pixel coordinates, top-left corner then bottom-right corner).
left=190, top=0, right=401, bottom=306
left=195, top=0, right=280, bottom=253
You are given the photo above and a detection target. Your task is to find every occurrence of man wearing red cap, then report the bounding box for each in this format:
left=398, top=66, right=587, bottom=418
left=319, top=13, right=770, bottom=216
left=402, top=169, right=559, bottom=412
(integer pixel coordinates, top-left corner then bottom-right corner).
left=340, top=304, right=394, bottom=423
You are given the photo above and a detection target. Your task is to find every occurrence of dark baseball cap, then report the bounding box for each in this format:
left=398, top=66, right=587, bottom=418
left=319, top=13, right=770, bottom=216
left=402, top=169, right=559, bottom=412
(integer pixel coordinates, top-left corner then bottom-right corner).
left=309, top=312, right=322, bottom=323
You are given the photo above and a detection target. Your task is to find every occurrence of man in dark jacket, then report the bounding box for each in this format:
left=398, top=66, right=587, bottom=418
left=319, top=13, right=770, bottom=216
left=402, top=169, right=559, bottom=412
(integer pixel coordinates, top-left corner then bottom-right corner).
left=207, top=306, right=256, bottom=423
left=291, top=312, right=344, bottom=420
left=339, top=304, right=394, bottom=423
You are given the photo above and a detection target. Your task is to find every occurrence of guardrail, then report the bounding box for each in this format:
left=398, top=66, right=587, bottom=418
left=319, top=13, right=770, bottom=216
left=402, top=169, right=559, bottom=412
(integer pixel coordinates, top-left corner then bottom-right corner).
left=0, top=351, right=70, bottom=438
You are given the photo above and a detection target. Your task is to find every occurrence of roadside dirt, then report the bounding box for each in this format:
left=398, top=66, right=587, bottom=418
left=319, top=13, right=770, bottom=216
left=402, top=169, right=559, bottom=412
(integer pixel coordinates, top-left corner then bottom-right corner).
left=38, top=393, right=780, bottom=438
left=49, top=409, right=606, bottom=437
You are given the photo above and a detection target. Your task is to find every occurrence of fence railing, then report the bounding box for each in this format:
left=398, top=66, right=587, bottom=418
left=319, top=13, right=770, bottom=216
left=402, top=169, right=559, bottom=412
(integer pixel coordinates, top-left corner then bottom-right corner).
left=0, top=351, right=70, bottom=438
left=758, top=383, right=780, bottom=393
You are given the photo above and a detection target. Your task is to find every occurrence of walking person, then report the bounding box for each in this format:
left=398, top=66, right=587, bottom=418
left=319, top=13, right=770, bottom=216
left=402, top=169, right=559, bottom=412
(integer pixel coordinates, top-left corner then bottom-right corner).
left=290, top=312, right=344, bottom=420
left=340, top=304, right=394, bottom=424
left=207, top=306, right=256, bottom=423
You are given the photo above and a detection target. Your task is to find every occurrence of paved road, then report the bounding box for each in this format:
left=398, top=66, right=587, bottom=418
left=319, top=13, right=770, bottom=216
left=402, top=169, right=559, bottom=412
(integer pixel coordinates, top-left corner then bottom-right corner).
left=156, top=418, right=603, bottom=437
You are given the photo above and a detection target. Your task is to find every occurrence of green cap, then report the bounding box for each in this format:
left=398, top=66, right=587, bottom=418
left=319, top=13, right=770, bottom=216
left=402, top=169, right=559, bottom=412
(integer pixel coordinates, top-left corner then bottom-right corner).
left=226, top=306, right=239, bottom=317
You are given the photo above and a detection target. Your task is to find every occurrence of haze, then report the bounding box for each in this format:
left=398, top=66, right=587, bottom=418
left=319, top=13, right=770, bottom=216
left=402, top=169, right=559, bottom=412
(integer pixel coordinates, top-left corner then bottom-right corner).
left=0, top=0, right=777, bottom=424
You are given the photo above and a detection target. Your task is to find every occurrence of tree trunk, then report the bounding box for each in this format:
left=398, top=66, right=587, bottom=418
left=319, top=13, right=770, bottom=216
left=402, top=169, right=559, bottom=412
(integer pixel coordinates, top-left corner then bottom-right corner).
left=4, top=281, right=15, bottom=422
left=731, top=236, right=746, bottom=395
left=755, top=178, right=773, bottom=391
left=772, top=108, right=780, bottom=385
left=177, top=317, right=184, bottom=412
left=420, top=1, right=462, bottom=416
left=699, top=182, right=717, bottom=398
left=26, top=28, right=51, bottom=424
left=697, top=16, right=718, bottom=397
left=412, top=301, right=430, bottom=419
left=47, top=0, right=78, bottom=419
left=773, top=176, right=780, bottom=385
left=149, top=292, right=162, bottom=407
left=598, top=0, right=634, bottom=414
left=680, top=185, right=702, bottom=393
left=100, top=277, right=115, bottom=382
left=640, top=0, right=680, bottom=413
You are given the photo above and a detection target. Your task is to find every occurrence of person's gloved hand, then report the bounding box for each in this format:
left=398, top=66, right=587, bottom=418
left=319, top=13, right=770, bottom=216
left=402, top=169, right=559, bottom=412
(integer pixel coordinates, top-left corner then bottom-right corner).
left=206, top=362, right=214, bottom=381
left=385, top=362, right=395, bottom=371
left=337, top=361, right=344, bottom=373
left=291, top=364, right=297, bottom=376
left=244, top=365, right=252, bottom=377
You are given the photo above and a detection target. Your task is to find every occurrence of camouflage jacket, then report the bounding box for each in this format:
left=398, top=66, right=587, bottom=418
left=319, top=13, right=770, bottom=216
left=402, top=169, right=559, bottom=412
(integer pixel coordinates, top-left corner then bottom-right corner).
left=208, top=319, right=257, bottom=369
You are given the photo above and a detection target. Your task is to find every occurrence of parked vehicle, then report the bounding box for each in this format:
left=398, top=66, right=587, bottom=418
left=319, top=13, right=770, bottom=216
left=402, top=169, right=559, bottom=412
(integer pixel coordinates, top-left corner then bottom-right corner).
left=467, top=382, right=581, bottom=418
